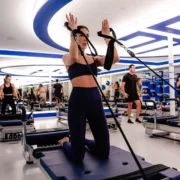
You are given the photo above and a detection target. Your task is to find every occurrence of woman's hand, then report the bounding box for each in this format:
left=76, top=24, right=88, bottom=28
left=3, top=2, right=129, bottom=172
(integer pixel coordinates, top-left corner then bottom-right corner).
left=66, top=13, right=77, bottom=30
left=124, top=93, right=129, bottom=99
left=102, top=19, right=110, bottom=36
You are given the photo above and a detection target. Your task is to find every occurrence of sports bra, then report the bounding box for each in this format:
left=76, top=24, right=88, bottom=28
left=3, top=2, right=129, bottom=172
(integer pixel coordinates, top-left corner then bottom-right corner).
left=3, top=83, right=13, bottom=94
left=68, top=60, right=97, bottom=80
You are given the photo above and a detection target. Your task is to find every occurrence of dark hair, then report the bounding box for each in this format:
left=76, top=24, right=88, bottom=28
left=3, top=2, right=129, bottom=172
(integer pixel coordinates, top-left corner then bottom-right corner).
left=39, top=84, right=43, bottom=87
left=136, top=78, right=142, bottom=83
left=56, top=79, right=58, bottom=82
left=176, top=75, right=180, bottom=82
left=77, top=25, right=89, bottom=32
left=129, top=64, right=135, bottom=69
left=4, top=74, right=11, bottom=83
left=30, top=88, right=34, bottom=94
left=115, top=81, right=120, bottom=88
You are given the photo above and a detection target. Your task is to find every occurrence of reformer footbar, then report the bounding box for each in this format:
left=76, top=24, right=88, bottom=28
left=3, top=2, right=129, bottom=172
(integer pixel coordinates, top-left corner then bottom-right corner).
left=64, top=22, right=147, bottom=180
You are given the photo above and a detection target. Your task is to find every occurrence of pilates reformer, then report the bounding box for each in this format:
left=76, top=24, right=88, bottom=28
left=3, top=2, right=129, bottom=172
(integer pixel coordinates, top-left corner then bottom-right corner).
left=26, top=94, right=56, bottom=111
left=33, top=101, right=56, bottom=111
left=0, top=106, right=35, bottom=141
left=21, top=107, right=69, bottom=164
left=143, top=98, right=180, bottom=142
left=21, top=112, right=180, bottom=179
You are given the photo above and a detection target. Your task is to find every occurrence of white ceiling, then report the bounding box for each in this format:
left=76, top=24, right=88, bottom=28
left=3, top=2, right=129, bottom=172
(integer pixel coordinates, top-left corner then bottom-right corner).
left=0, top=0, right=180, bottom=86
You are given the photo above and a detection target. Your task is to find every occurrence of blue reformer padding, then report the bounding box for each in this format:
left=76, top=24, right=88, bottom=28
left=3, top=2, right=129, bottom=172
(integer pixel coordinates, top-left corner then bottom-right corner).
left=167, top=119, right=180, bottom=127
left=59, top=107, right=68, bottom=112
left=0, top=112, right=22, bottom=121
left=36, top=146, right=180, bottom=180
left=102, top=100, right=115, bottom=102
left=117, top=104, right=128, bottom=108
left=143, top=115, right=179, bottom=124
left=34, top=104, right=56, bottom=108
left=162, top=107, right=178, bottom=112
left=117, top=104, right=147, bottom=110
left=0, top=120, right=33, bottom=126
left=26, top=129, right=69, bottom=145
left=105, top=113, right=120, bottom=118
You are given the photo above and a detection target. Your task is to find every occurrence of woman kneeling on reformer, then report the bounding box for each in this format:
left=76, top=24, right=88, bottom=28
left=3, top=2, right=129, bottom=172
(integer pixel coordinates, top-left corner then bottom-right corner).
left=58, top=13, right=120, bottom=162
left=0, top=74, right=18, bottom=115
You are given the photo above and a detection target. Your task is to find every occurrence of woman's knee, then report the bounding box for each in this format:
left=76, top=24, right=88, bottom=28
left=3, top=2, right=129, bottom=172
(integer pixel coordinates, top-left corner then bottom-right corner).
left=128, top=102, right=133, bottom=108
left=99, top=146, right=110, bottom=159
left=73, top=150, right=85, bottom=162
left=135, top=101, right=141, bottom=108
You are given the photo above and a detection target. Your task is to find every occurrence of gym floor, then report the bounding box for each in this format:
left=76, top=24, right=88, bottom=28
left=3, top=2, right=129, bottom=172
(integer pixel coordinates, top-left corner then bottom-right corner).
left=0, top=116, right=180, bottom=180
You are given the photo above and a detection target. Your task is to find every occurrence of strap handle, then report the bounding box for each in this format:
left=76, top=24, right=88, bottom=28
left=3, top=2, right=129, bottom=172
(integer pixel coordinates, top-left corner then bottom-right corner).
left=97, top=28, right=120, bottom=70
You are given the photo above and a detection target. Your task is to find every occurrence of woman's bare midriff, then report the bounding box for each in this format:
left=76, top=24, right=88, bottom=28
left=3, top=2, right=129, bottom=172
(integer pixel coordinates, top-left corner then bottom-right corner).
left=71, top=75, right=97, bottom=87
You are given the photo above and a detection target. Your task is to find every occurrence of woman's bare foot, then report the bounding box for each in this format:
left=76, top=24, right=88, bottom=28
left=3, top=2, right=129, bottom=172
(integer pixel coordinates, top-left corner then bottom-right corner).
left=58, top=137, right=69, bottom=146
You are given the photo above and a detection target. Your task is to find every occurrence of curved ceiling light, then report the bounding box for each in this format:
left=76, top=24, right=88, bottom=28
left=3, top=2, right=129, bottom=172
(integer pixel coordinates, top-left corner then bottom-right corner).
left=33, top=0, right=72, bottom=52
left=33, top=0, right=180, bottom=62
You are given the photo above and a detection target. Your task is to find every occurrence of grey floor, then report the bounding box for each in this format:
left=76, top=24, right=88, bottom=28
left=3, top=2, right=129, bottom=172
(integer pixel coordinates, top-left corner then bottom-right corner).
left=0, top=116, right=180, bottom=180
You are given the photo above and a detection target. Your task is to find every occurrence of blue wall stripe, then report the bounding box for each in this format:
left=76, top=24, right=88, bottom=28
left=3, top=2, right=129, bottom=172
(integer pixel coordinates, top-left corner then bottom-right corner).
left=1, top=49, right=180, bottom=59
left=119, top=60, right=158, bottom=66
left=137, top=43, right=180, bottom=55
left=0, top=73, right=69, bottom=78
left=0, top=50, right=63, bottom=58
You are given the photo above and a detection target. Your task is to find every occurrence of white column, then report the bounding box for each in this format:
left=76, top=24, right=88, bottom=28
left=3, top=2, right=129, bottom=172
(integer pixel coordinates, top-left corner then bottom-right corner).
left=110, top=75, right=112, bottom=99
left=49, top=72, right=52, bottom=104
left=168, top=36, right=175, bottom=115
left=97, top=75, right=101, bottom=86
left=22, top=85, right=24, bottom=100
left=68, top=81, right=72, bottom=97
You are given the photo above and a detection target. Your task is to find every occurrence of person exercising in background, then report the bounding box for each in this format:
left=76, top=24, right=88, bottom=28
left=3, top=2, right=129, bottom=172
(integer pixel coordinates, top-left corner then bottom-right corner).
left=113, top=81, right=120, bottom=103
left=121, top=65, right=142, bottom=124
left=136, top=78, right=144, bottom=98
left=176, top=75, right=180, bottom=97
left=36, top=84, right=46, bottom=105
left=17, top=88, right=22, bottom=100
left=53, top=79, right=63, bottom=108
left=0, top=75, right=18, bottom=114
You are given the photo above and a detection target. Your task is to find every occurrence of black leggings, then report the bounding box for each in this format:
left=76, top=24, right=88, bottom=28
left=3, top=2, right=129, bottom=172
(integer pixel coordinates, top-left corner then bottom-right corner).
left=1, top=96, right=16, bottom=114
left=114, top=91, right=120, bottom=104
left=63, top=87, right=110, bottom=162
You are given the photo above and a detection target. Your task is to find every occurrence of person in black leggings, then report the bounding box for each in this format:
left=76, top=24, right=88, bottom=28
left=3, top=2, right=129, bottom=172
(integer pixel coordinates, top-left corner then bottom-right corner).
left=176, top=75, right=180, bottom=97
left=113, top=81, right=120, bottom=104
left=53, top=79, right=63, bottom=108
left=0, top=75, right=18, bottom=114
left=58, top=13, right=120, bottom=162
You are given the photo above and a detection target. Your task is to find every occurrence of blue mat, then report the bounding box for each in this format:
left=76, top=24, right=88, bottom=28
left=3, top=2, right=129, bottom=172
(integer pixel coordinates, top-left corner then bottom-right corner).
left=26, top=129, right=69, bottom=146
left=143, top=115, right=179, bottom=124
left=167, top=119, right=180, bottom=127
left=37, top=146, right=180, bottom=180
left=162, top=107, right=178, bottom=112
left=0, top=120, right=33, bottom=126
left=0, top=112, right=22, bottom=120
left=105, top=113, right=121, bottom=118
